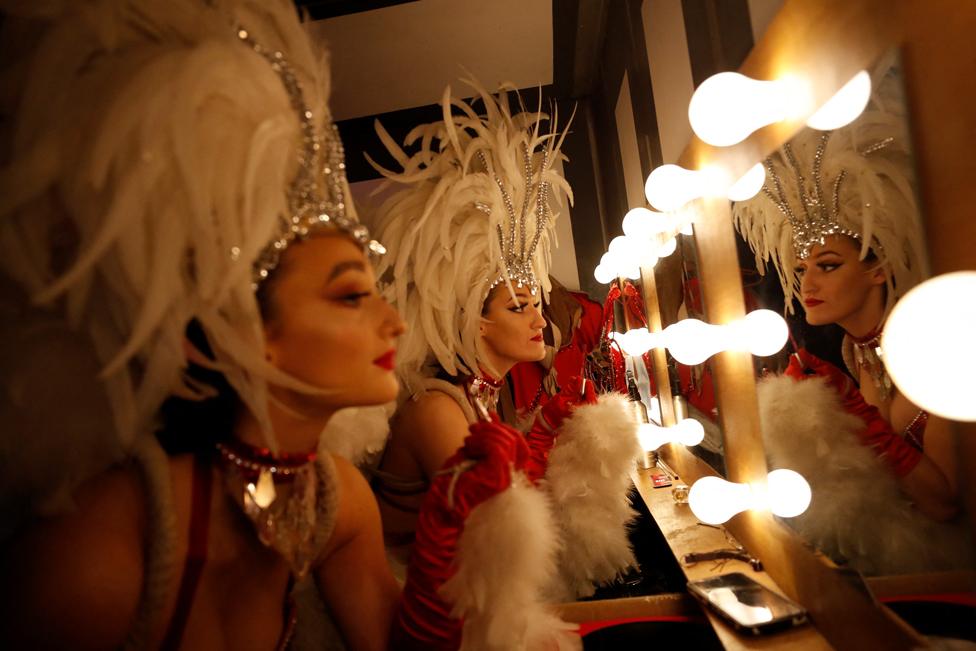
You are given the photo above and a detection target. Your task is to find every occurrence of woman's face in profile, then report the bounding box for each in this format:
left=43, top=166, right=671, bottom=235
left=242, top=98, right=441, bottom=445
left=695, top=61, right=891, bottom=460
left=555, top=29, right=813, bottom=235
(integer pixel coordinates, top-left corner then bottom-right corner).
left=480, top=283, right=547, bottom=367
left=795, top=234, right=885, bottom=328
left=262, top=233, right=404, bottom=411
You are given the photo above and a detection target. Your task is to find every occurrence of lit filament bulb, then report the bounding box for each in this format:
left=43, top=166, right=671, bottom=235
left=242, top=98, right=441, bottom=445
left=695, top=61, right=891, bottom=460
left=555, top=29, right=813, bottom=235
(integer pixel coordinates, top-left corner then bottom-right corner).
left=637, top=418, right=706, bottom=451
left=687, top=469, right=811, bottom=525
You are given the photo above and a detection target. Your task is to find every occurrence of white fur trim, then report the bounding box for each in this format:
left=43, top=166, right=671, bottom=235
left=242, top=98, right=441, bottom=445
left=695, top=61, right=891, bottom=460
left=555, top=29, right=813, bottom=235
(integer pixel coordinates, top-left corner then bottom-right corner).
left=758, top=375, right=974, bottom=575
left=317, top=402, right=393, bottom=467
left=543, top=393, right=641, bottom=600
left=440, top=473, right=580, bottom=651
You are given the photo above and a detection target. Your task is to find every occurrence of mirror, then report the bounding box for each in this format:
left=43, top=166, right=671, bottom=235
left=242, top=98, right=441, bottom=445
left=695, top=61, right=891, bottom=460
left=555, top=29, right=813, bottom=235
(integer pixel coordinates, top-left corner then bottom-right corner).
left=658, top=230, right=727, bottom=476
left=732, top=55, right=973, bottom=577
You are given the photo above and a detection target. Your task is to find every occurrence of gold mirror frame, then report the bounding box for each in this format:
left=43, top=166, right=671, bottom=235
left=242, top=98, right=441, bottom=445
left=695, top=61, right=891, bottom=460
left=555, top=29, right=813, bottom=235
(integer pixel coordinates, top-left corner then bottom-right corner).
left=641, top=1, right=976, bottom=648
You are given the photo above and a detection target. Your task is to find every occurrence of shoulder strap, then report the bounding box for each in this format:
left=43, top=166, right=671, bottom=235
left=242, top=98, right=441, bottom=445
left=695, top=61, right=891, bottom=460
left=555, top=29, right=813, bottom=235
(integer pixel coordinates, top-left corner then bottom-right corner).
left=159, top=455, right=213, bottom=651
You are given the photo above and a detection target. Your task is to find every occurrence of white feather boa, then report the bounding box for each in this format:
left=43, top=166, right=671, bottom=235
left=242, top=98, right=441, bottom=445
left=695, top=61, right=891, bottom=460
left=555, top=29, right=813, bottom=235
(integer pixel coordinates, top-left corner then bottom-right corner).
left=317, top=402, right=393, bottom=467
left=542, top=393, right=642, bottom=600
left=440, top=473, right=580, bottom=651
left=758, top=374, right=974, bottom=575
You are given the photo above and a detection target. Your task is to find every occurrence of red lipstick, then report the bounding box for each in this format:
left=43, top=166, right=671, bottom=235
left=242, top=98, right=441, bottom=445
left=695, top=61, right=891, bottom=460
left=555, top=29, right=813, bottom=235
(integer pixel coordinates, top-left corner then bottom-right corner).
left=803, top=298, right=824, bottom=307
left=373, top=350, right=396, bottom=370
left=531, top=334, right=543, bottom=342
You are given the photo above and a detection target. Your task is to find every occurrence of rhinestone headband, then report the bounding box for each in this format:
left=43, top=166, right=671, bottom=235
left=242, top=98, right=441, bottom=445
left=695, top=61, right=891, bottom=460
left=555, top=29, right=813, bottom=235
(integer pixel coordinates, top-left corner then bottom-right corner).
left=478, top=143, right=552, bottom=296
left=761, top=132, right=895, bottom=259
left=236, top=28, right=385, bottom=288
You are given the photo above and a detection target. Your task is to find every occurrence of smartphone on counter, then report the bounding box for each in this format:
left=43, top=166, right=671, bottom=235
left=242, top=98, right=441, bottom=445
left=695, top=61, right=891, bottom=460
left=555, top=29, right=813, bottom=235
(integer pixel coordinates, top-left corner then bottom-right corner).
left=687, top=572, right=808, bottom=636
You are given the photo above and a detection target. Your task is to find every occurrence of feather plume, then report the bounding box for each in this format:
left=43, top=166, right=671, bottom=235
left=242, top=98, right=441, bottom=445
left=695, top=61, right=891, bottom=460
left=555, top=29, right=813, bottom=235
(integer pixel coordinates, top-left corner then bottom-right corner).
left=366, top=78, right=572, bottom=388
left=440, top=473, right=581, bottom=651
left=0, top=0, right=346, bottom=453
left=758, top=375, right=974, bottom=575
left=543, top=394, right=642, bottom=600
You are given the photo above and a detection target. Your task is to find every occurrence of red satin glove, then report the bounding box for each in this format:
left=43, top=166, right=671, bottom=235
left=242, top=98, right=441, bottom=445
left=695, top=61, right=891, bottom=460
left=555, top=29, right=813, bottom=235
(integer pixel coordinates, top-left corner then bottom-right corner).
left=524, top=375, right=598, bottom=483
left=390, top=416, right=529, bottom=651
left=785, top=349, right=921, bottom=477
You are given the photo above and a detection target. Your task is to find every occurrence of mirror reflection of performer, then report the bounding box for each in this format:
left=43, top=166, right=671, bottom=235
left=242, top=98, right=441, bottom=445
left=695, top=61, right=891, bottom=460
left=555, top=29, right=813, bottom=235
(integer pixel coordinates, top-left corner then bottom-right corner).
left=366, top=81, right=640, bottom=615
left=0, top=1, right=409, bottom=648
left=733, top=84, right=973, bottom=574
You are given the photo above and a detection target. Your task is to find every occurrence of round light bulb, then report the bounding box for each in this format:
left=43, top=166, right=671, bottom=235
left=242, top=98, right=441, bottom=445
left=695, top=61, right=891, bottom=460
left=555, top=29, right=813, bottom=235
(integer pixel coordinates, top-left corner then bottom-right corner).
left=740, top=309, right=789, bottom=357
left=593, top=263, right=616, bottom=284
left=726, top=163, right=766, bottom=201
left=675, top=418, right=705, bottom=446
left=882, top=272, right=976, bottom=421
left=806, top=70, right=872, bottom=131
left=637, top=423, right=668, bottom=452
left=622, top=207, right=668, bottom=239
left=645, top=165, right=698, bottom=212
left=616, top=327, right=655, bottom=357
left=688, top=476, right=752, bottom=525
left=657, top=236, right=677, bottom=258
left=664, top=318, right=724, bottom=366
left=766, top=469, right=812, bottom=518
left=688, top=72, right=805, bottom=147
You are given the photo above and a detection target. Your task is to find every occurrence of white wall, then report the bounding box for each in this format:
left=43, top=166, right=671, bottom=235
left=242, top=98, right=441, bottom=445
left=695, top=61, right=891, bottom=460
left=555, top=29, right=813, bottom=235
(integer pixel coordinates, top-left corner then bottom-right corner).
left=641, top=0, right=695, bottom=164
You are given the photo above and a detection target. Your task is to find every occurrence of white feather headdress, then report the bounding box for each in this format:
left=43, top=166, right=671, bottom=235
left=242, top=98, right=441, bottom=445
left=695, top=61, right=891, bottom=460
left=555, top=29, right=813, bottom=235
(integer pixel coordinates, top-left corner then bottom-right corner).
left=732, top=68, right=926, bottom=315
left=0, top=0, right=370, bottom=451
left=368, top=80, right=573, bottom=385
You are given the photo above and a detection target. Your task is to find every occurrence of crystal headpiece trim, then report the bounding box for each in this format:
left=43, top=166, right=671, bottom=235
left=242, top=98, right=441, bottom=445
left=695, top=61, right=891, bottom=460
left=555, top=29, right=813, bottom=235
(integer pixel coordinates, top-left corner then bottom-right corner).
left=236, top=28, right=385, bottom=288
left=479, top=143, right=552, bottom=296
left=761, top=132, right=861, bottom=260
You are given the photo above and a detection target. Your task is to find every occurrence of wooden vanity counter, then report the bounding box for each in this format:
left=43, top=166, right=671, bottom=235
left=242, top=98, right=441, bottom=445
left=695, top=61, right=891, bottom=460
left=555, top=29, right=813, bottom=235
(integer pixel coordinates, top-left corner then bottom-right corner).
left=555, top=464, right=835, bottom=649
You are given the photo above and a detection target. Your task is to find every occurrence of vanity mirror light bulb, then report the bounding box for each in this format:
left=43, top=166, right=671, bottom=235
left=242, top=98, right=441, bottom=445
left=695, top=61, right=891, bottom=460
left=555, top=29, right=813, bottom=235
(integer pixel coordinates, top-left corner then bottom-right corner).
left=736, top=309, right=789, bottom=357
left=644, top=164, right=728, bottom=213
left=662, top=318, right=726, bottom=366
left=657, top=236, right=678, bottom=258
left=610, top=328, right=659, bottom=357
left=622, top=207, right=670, bottom=239
left=688, top=470, right=811, bottom=525
left=806, top=70, right=872, bottom=131
left=688, top=72, right=807, bottom=147
left=688, top=476, right=752, bottom=525
left=637, top=418, right=705, bottom=452
left=593, top=262, right=616, bottom=284
left=726, top=163, right=766, bottom=202
left=882, top=272, right=976, bottom=422
left=766, top=469, right=811, bottom=518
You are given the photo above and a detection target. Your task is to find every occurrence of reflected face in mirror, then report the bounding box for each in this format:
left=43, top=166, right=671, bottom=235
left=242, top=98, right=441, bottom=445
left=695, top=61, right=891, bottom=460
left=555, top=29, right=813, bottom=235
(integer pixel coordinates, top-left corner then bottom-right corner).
left=480, top=283, right=547, bottom=373
left=796, top=235, right=886, bottom=333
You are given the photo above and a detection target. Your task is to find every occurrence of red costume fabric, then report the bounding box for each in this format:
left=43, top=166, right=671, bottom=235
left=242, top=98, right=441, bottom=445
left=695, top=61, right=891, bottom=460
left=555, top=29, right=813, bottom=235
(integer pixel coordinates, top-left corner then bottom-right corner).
left=390, top=417, right=531, bottom=651
left=785, top=349, right=922, bottom=477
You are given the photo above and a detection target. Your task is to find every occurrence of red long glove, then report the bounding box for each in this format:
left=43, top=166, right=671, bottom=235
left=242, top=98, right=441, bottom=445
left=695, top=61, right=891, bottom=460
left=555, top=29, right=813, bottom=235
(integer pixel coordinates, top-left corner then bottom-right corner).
left=390, top=416, right=530, bottom=651
left=785, top=349, right=921, bottom=477
left=523, top=375, right=598, bottom=483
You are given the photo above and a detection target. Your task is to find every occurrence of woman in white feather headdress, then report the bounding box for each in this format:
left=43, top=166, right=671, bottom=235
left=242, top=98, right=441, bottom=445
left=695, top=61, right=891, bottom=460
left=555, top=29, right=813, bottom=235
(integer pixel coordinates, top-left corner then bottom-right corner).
left=733, top=66, right=971, bottom=574
left=364, top=80, right=572, bottom=549
left=0, top=0, right=407, bottom=647
left=367, top=79, right=640, bottom=625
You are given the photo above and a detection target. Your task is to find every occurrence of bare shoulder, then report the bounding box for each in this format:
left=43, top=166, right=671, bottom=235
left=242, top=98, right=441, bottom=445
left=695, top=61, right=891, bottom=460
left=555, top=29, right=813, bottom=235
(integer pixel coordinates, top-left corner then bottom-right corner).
left=322, top=453, right=379, bottom=551
left=394, top=390, right=471, bottom=475
left=1, top=463, right=148, bottom=648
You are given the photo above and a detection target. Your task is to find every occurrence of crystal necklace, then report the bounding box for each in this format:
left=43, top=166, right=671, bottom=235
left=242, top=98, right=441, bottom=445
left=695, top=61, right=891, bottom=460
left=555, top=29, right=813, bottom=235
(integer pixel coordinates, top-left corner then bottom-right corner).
left=466, top=373, right=503, bottom=420
left=216, top=439, right=331, bottom=579
left=848, top=325, right=893, bottom=402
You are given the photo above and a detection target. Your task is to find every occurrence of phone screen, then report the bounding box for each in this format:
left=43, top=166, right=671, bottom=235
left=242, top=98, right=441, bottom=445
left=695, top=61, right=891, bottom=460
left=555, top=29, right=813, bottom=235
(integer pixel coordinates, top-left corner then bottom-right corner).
left=688, top=572, right=807, bottom=630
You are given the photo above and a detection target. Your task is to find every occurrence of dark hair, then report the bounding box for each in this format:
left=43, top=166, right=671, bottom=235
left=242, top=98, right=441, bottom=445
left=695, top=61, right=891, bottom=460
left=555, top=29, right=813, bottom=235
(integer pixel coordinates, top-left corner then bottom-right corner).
left=155, top=320, right=240, bottom=456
